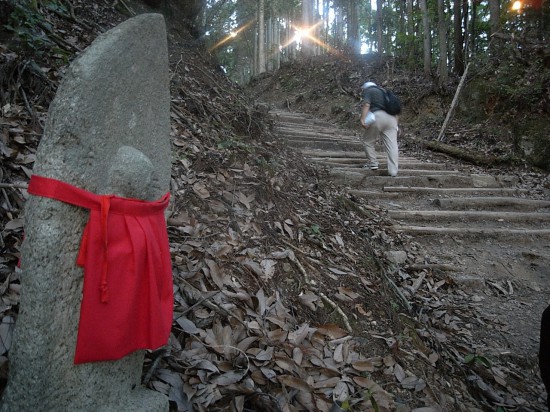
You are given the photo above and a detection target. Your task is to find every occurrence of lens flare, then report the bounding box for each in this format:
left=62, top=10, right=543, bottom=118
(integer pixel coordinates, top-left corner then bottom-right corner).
left=208, top=20, right=254, bottom=53
left=281, top=20, right=338, bottom=55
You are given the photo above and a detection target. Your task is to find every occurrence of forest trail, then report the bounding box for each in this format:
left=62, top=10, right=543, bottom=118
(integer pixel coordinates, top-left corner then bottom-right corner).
left=272, top=108, right=550, bottom=366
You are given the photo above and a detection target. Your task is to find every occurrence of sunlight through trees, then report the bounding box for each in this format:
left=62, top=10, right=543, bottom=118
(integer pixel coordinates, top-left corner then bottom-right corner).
left=198, top=0, right=548, bottom=84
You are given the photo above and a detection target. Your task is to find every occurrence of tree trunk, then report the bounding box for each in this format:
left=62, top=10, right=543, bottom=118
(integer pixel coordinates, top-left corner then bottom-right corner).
left=437, top=0, right=448, bottom=84
left=324, top=0, right=330, bottom=48
left=258, top=0, right=266, bottom=74
left=462, top=0, right=470, bottom=60
left=347, top=0, right=361, bottom=54
left=376, top=0, right=383, bottom=57
left=419, top=0, right=431, bottom=75
left=334, top=2, right=345, bottom=51
left=268, top=16, right=274, bottom=72
left=470, top=0, right=477, bottom=56
left=288, top=11, right=296, bottom=60
left=406, top=0, right=418, bottom=66
left=489, top=0, right=500, bottom=39
left=301, top=0, right=314, bottom=56
left=453, top=0, right=465, bottom=74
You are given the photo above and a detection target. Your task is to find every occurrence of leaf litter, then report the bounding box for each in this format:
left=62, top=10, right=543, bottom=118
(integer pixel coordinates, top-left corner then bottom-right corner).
left=0, top=1, right=547, bottom=411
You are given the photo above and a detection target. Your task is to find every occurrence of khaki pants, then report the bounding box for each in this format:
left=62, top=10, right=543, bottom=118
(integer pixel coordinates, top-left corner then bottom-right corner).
left=362, top=110, right=399, bottom=177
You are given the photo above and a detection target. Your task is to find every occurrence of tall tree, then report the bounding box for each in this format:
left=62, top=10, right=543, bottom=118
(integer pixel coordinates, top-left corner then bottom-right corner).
left=453, top=0, right=465, bottom=74
left=258, top=0, right=266, bottom=73
left=470, top=0, right=477, bottom=56
left=462, top=0, right=470, bottom=59
left=489, top=0, right=501, bottom=38
left=302, top=0, right=314, bottom=55
left=419, top=0, right=431, bottom=75
left=334, top=1, right=345, bottom=50
left=347, top=0, right=361, bottom=54
left=406, top=0, right=418, bottom=66
left=437, top=0, right=448, bottom=84
left=376, top=0, right=383, bottom=56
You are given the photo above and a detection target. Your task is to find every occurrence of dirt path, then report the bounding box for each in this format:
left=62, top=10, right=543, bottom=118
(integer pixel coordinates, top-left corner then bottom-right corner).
left=273, top=108, right=550, bottom=407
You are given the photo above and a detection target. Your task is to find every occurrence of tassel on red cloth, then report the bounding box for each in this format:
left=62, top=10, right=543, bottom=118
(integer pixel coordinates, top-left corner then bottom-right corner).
left=27, top=175, right=173, bottom=364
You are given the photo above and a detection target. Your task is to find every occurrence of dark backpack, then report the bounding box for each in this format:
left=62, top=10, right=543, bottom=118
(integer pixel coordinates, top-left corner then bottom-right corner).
left=377, top=87, right=402, bottom=115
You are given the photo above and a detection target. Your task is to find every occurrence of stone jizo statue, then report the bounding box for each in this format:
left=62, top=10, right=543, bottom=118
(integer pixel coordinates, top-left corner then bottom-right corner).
left=1, top=14, right=173, bottom=412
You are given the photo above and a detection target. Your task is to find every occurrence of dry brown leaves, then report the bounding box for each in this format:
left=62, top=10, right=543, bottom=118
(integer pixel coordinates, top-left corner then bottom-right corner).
left=158, top=84, right=404, bottom=410
left=1, top=2, right=547, bottom=411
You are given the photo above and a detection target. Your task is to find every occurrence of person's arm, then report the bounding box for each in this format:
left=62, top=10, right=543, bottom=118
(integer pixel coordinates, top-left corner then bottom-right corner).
left=360, top=102, right=371, bottom=128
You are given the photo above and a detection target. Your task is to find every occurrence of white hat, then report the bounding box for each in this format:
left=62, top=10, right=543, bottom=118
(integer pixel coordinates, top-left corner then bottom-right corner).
left=361, top=81, right=377, bottom=89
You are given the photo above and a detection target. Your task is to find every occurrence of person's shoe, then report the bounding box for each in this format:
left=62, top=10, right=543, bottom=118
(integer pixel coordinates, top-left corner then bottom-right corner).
left=363, top=164, right=378, bottom=170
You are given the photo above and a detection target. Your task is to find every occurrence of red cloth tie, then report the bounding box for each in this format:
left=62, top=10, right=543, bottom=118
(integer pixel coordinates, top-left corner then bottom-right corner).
left=27, top=175, right=173, bottom=364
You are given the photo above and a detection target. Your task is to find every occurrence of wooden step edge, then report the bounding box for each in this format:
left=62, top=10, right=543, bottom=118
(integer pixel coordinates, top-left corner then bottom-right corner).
left=434, top=197, right=550, bottom=208
left=350, top=169, right=460, bottom=175
left=348, top=189, right=401, bottom=198
left=388, top=210, right=550, bottom=222
left=392, top=225, right=550, bottom=236
left=384, top=186, right=529, bottom=194
left=300, top=151, right=366, bottom=158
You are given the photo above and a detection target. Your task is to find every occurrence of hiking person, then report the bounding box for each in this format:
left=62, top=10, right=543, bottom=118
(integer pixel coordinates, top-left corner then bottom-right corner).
left=359, top=81, right=399, bottom=177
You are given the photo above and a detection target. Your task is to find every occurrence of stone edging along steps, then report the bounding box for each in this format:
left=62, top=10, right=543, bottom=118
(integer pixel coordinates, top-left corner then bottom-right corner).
left=272, top=108, right=550, bottom=359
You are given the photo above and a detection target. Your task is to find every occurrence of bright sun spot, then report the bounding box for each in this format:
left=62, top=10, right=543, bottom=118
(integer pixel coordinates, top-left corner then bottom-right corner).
left=293, top=29, right=304, bottom=44
left=512, top=0, right=522, bottom=11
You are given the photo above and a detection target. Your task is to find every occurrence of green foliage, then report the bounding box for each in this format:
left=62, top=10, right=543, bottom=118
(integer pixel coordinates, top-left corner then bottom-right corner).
left=365, top=388, right=380, bottom=412
left=463, top=353, right=492, bottom=368
left=307, top=224, right=323, bottom=237
left=469, top=44, right=549, bottom=116
left=4, top=0, right=68, bottom=58
left=5, top=3, right=53, bottom=54
left=217, top=138, right=253, bottom=152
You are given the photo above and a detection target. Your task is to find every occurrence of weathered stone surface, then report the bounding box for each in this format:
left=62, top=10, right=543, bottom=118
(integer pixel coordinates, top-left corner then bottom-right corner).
left=385, top=250, right=408, bottom=265
left=1, top=14, right=170, bottom=412
left=471, top=174, right=498, bottom=188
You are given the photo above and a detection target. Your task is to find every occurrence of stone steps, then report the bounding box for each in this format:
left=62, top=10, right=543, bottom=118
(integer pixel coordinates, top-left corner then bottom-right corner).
left=272, top=109, right=549, bottom=244
left=311, top=159, right=447, bottom=170
left=388, top=210, right=550, bottom=223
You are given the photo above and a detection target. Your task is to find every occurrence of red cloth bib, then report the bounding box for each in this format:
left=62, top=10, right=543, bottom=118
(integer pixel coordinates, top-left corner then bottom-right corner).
left=27, top=175, right=173, bottom=364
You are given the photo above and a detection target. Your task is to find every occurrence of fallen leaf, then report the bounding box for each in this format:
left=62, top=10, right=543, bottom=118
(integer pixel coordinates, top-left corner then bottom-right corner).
left=260, top=259, right=277, bottom=280
left=299, top=291, right=319, bottom=311
left=316, top=324, right=348, bottom=339
left=351, top=359, right=377, bottom=372
left=206, top=259, right=226, bottom=289
left=277, top=375, right=312, bottom=392
left=293, top=347, right=303, bottom=365
left=255, top=346, right=274, bottom=361
left=333, top=343, right=344, bottom=363
left=394, top=363, right=406, bottom=382
left=4, top=219, right=24, bottom=231
left=192, top=182, right=210, bottom=199
left=176, top=317, right=201, bottom=335
left=314, top=377, right=340, bottom=389
left=288, top=323, right=310, bottom=345
left=337, top=287, right=360, bottom=300
left=333, top=380, right=349, bottom=403
left=212, top=370, right=246, bottom=386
